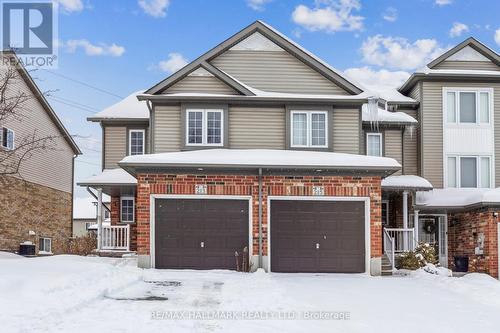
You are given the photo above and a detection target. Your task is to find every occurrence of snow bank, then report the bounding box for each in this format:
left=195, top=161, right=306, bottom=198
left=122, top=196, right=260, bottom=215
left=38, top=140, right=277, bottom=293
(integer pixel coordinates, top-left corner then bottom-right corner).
left=0, top=251, right=24, bottom=259
left=382, top=175, right=433, bottom=190
left=413, top=263, right=452, bottom=277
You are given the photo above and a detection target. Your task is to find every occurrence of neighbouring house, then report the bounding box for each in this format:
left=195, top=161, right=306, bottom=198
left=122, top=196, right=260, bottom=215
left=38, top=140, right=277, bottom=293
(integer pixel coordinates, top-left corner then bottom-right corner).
left=79, top=21, right=500, bottom=277
left=72, top=196, right=111, bottom=237
left=0, top=51, right=81, bottom=255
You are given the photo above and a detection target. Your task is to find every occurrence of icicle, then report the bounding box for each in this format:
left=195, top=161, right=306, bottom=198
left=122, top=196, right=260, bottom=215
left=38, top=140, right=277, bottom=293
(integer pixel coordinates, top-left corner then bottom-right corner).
left=367, top=96, right=379, bottom=131
left=407, top=125, right=415, bottom=139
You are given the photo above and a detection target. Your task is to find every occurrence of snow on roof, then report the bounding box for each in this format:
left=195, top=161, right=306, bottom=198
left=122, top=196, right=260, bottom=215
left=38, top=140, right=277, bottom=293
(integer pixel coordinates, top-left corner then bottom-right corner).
left=78, top=168, right=137, bottom=186
left=418, top=67, right=500, bottom=76
left=361, top=104, right=417, bottom=124
left=120, top=149, right=401, bottom=170
left=365, top=88, right=417, bottom=103
left=382, top=175, right=433, bottom=190
left=416, top=188, right=500, bottom=208
left=88, top=90, right=148, bottom=120
left=73, top=195, right=111, bottom=219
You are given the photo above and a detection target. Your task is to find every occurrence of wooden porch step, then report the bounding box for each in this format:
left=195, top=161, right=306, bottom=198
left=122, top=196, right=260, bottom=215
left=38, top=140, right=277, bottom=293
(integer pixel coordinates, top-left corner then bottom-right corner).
left=381, top=254, right=393, bottom=276
left=94, top=250, right=137, bottom=258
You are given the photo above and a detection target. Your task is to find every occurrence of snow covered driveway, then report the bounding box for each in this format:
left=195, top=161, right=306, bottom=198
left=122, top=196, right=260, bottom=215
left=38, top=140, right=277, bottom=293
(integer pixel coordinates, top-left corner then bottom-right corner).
left=2, top=254, right=500, bottom=333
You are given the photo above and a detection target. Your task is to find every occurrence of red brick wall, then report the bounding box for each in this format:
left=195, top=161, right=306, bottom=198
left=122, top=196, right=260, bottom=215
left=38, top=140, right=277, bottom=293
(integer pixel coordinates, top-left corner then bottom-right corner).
left=110, top=196, right=137, bottom=251
left=134, top=173, right=382, bottom=259
left=448, top=209, right=499, bottom=278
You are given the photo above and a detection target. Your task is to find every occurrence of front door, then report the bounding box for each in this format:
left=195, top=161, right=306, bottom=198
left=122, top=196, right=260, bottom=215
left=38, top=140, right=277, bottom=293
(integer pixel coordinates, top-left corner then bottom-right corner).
left=418, top=215, right=448, bottom=267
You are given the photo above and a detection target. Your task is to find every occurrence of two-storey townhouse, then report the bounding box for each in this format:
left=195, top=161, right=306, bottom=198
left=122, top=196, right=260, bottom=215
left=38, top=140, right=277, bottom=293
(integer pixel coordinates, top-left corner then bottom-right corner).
left=80, top=21, right=500, bottom=277
left=0, top=51, right=81, bottom=254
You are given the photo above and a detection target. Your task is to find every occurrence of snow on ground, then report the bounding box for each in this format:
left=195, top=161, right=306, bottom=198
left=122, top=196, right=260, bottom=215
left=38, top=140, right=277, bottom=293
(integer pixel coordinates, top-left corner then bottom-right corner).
left=2, top=254, right=500, bottom=333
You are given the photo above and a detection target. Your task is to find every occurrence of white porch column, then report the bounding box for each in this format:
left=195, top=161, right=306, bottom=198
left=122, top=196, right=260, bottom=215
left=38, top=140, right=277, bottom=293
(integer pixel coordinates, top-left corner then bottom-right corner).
left=414, top=209, right=420, bottom=248
left=403, top=191, right=409, bottom=251
left=97, top=188, right=103, bottom=251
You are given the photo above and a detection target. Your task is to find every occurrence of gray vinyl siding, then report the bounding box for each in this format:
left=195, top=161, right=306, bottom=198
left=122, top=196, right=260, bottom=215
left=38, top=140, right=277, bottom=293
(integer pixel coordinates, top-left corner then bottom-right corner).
left=409, top=83, right=421, bottom=101
left=229, top=106, right=285, bottom=149
left=104, top=126, right=126, bottom=169
left=0, top=66, right=74, bottom=193
left=332, top=108, right=360, bottom=153
left=211, top=50, right=349, bottom=95
left=433, top=61, right=499, bottom=71
left=401, top=109, right=418, bottom=176
left=164, top=76, right=239, bottom=95
left=153, top=105, right=182, bottom=153
left=421, top=81, right=500, bottom=188
left=384, top=129, right=403, bottom=175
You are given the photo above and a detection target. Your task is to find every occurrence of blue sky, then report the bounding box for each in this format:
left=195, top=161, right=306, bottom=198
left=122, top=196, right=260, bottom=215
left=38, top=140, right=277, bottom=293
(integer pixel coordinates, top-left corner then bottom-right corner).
left=31, top=0, right=500, bottom=199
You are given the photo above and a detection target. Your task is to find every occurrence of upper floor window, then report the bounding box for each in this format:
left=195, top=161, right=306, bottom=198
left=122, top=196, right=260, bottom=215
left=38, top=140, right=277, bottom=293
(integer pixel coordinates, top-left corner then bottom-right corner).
left=120, top=196, right=135, bottom=223
left=0, top=127, right=14, bottom=150
left=186, top=109, right=223, bottom=146
left=446, top=155, right=491, bottom=188
left=445, top=89, right=492, bottom=124
left=290, top=110, right=327, bottom=148
left=129, top=129, right=145, bottom=155
left=366, top=133, right=382, bottom=157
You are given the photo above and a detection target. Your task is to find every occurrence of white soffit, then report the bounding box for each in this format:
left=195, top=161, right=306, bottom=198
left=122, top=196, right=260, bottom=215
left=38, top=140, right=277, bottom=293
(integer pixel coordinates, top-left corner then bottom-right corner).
left=447, top=46, right=491, bottom=62
left=230, top=32, right=284, bottom=52
left=188, top=67, right=214, bottom=77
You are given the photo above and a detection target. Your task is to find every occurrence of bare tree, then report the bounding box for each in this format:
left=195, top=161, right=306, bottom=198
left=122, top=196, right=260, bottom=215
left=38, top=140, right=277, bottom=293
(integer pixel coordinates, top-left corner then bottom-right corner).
left=0, top=62, right=58, bottom=179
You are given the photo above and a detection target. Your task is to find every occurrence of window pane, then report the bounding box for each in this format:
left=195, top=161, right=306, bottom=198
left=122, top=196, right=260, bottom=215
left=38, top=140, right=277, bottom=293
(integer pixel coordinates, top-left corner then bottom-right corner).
left=311, top=113, right=326, bottom=146
left=459, top=92, right=476, bottom=123
left=188, top=111, right=203, bottom=144
left=130, top=131, right=144, bottom=155
left=367, top=134, right=381, bottom=156
left=447, top=157, right=456, bottom=187
left=446, top=92, right=456, bottom=123
left=460, top=157, right=477, bottom=188
left=207, top=111, right=222, bottom=144
left=292, top=113, right=307, bottom=146
left=121, top=199, right=134, bottom=221
left=481, top=157, right=490, bottom=188
left=479, top=92, right=489, bottom=123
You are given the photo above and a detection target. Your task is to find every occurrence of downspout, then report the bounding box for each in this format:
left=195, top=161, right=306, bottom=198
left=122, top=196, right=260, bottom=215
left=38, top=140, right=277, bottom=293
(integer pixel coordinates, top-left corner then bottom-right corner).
left=258, top=167, right=263, bottom=269
left=70, top=155, right=76, bottom=238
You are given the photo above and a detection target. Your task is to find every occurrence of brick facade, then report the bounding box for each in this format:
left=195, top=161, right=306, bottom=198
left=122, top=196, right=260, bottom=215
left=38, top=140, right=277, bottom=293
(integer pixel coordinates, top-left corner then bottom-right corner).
left=133, top=173, right=382, bottom=260
left=0, top=176, right=72, bottom=254
left=110, top=196, right=137, bottom=251
left=448, top=208, right=499, bottom=278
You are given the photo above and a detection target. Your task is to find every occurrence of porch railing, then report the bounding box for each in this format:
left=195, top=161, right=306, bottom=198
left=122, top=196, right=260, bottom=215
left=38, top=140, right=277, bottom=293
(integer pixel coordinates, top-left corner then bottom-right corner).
left=383, top=229, right=395, bottom=270
left=101, top=225, right=130, bottom=251
left=384, top=228, right=416, bottom=253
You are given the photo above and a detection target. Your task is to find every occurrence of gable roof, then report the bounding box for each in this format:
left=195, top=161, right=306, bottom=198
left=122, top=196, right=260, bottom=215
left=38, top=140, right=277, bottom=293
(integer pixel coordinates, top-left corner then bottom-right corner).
left=427, top=37, right=500, bottom=68
left=145, top=20, right=364, bottom=96
left=1, top=50, right=81, bottom=155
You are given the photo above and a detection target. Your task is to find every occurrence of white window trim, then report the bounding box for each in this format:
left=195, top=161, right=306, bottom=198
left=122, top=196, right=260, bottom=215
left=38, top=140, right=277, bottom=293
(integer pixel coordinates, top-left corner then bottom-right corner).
left=1, top=127, right=15, bottom=150
left=120, top=196, right=135, bottom=223
left=290, top=110, right=328, bottom=148
left=366, top=132, right=383, bottom=157
left=445, top=155, right=492, bottom=189
left=443, top=88, right=494, bottom=126
left=381, top=200, right=389, bottom=226
left=128, top=129, right=145, bottom=155
left=39, top=237, right=52, bottom=254
left=185, top=109, right=224, bottom=147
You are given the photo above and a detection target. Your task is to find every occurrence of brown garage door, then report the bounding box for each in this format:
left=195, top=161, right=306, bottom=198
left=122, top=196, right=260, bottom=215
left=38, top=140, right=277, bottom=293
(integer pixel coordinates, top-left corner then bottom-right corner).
left=155, top=198, right=249, bottom=270
left=270, top=200, right=365, bottom=273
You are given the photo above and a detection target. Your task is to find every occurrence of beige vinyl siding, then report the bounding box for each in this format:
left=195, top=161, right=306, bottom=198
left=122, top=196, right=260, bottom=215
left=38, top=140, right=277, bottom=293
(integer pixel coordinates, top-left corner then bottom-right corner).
left=401, top=109, right=418, bottom=176
left=409, top=83, right=421, bottom=101
left=332, top=108, right=360, bottom=153
left=0, top=65, right=74, bottom=193
left=104, top=126, right=126, bottom=169
left=384, top=129, right=403, bottom=175
left=211, top=50, right=349, bottom=95
left=433, top=61, right=499, bottom=71
left=153, top=105, right=182, bottom=152
left=229, top=107, right=285, bottom=149
left=164, top=76, right=239, bottom=95
left=421, top=81, right=500, bottom=188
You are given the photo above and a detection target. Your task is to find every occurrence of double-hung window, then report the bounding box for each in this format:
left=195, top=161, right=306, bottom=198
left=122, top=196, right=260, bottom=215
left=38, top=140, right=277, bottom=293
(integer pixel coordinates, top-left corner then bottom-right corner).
left=446, top=89, right=491, bottom=124
left=446, top=155, right=491, bottom=188
left=39, top=237, right=52, bottom=253
left=366, top=133, right=382, bottom=157
left=186, top=109, right=223, bottom=146
left=0, top=127, right=14, bottom=150
left=290, top=111, right=328, bottom=148
left=120, top=196, right=135, bottom=223
left=129, top=129, right=145, bottom=155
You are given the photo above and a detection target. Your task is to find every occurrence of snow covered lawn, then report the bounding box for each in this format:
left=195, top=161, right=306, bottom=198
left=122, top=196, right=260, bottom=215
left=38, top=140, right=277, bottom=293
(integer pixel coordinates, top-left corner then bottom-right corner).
left=2, top=254, right=500, bottom=333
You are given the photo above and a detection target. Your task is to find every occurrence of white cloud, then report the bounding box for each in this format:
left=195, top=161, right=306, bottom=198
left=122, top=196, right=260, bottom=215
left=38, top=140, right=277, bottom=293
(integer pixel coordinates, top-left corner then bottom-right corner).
left=65, top=39, right=125, bottom=57
left=344, top=66, right=410, bottom=90
left=360, top=35, right=445, bottom=70
left=247, top=0, right=272, bottom=11
left=449, top=22, right=469, bottom=37
left=495, top=28, right=500, bottom=46
left=157, top=53, right=188, bottom=73
left=382, top=7, right=398, bottom=22
left=53, top=0, right=84, bottom=13
left=292, top=0, right=364, bottom=33
left=138, top=0, right=170, bottom=18
left=435, top=0, right=452, bottom=5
